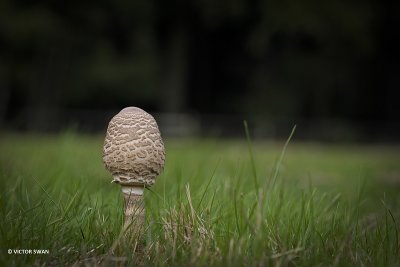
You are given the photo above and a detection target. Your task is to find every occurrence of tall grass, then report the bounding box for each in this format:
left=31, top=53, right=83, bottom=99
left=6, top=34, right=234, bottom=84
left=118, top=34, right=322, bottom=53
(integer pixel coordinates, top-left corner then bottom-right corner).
left=0, top=132, right=399, bottom=266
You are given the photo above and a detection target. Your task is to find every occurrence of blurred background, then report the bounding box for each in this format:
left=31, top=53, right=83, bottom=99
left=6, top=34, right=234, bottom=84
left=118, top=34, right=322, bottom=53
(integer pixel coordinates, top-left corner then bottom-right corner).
left=1, top=0, right=399, bottom=142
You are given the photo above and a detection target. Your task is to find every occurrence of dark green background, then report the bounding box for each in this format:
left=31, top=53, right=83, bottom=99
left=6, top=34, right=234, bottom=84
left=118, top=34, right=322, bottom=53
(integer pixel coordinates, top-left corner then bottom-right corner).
left=1, top=0, right=399, bottom=140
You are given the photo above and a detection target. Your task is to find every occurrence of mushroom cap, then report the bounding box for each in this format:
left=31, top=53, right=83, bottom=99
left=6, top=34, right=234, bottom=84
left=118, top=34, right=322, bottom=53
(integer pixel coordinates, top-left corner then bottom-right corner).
left=103, top=107, right=165, bottom=187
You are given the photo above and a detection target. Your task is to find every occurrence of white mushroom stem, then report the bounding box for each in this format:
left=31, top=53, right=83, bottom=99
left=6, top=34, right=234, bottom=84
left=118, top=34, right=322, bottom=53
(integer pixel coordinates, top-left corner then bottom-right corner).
left=121, top=186, right=145, bottom=233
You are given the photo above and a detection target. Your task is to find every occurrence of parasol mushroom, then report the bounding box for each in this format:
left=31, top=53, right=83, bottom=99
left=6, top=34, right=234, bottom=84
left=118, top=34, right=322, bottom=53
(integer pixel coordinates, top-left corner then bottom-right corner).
left=103, top=107, right=165, bottom=241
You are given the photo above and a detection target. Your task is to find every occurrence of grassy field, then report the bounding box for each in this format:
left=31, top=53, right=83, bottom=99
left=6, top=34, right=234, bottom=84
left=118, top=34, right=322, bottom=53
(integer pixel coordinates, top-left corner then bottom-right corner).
left=0, top=132, right=399, bottom=266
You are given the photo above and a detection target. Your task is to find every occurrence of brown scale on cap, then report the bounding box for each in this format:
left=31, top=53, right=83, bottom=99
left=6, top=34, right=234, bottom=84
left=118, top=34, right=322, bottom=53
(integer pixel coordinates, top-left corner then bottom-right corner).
left=103, top=107, right=165, bottom=187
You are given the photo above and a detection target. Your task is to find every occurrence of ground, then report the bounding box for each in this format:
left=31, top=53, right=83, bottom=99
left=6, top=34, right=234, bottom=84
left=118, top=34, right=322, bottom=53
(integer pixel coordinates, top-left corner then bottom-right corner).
left=0, top=132, right=399, bottom=266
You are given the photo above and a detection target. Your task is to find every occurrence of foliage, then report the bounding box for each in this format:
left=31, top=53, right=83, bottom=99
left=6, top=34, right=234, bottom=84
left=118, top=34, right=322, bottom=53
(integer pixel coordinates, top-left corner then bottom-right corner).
left=2, top=0, right=394, bottom=125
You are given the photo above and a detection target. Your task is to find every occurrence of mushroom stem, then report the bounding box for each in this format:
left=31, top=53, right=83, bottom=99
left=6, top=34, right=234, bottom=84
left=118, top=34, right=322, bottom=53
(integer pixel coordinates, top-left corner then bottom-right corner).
left=121, top=186, right=145, bottom=236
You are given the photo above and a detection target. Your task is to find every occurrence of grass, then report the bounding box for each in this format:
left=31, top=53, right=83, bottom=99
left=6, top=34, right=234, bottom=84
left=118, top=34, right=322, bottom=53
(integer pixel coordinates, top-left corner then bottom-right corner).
left=0, top=131, right=399, bottom=266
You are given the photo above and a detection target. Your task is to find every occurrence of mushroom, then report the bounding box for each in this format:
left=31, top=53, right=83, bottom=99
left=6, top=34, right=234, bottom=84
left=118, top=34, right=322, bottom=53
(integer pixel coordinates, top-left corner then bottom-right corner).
left=103, top=107, right=165, bottom=241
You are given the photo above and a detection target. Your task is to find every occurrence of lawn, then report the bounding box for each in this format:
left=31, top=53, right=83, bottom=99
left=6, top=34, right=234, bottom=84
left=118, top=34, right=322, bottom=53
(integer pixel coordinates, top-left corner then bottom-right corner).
left=0, top=132, right=399, bottom=266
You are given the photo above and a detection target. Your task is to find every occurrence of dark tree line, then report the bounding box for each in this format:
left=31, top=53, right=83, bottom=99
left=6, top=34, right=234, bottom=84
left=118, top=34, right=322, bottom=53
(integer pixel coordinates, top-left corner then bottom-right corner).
left=0, top=0, right=399, bottom=136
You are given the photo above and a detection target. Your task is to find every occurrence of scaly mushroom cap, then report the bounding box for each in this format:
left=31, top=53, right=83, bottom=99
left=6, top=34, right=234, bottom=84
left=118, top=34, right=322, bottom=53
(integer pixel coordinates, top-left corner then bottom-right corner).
left=103, top=107, right=165, bottom=187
